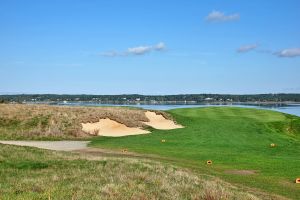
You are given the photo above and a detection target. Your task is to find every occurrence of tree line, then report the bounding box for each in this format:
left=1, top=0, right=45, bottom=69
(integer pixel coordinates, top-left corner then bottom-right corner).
left=0, top=93, right=300, bottom=103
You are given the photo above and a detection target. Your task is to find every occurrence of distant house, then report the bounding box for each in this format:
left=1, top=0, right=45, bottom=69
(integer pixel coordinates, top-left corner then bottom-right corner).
left=204, top=98, right=213, bottom=101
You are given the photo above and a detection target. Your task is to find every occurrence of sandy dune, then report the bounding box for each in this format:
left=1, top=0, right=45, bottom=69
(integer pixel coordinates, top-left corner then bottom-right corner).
left=0, top=141, right=89, bottom=151
left=81, top=118, right=150, bottom=137
left=81, top=111, right=183, bottom=137
left=143, top=111, right=183, bottom=130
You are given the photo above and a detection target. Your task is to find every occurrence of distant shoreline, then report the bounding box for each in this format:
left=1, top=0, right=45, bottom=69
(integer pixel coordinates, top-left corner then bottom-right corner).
left=1, top=94, right=300, bottom=104
left=22, top=100, right=300, bottom=106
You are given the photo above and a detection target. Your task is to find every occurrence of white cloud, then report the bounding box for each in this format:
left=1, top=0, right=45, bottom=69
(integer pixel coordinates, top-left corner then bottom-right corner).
left=237, top=44, right=258, bottom=53
left=154, top=42, right=166, bottom=51
left=205, top=10, right=240, bottom=22
left=127, top=45, right=152, bottom=55
left=100, top=42, right=166, bottom=57
left=275, top=48, right=300, bottom=58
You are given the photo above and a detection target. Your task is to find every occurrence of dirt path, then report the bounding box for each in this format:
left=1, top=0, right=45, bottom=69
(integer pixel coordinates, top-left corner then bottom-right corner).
left=0, top=140, right=90, bottom=151
left=0, top=140, right=177, bottom=163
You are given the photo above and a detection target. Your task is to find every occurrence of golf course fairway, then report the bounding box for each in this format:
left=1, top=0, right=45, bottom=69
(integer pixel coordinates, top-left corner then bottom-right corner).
left=90, top=107, right=300, bottom=199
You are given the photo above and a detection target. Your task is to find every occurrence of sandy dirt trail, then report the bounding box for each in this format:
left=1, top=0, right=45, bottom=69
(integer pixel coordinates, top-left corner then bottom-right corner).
left=0, top=140, right=166, bottom=162
left=0, top=141, right=89, bottom=151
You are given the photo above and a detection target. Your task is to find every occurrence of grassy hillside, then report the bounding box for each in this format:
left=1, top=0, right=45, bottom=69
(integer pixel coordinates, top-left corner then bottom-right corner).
left=0, top=104, right=170, bottom=140
left=0, top=144, right=261, bottom=200
left=90, top=107, right=300, bottom=199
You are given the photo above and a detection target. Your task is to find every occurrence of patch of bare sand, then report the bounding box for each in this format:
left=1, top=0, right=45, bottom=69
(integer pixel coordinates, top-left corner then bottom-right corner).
left=81, top=118, right=149, bottom=137
left=143, top=111, right=184, bottom=130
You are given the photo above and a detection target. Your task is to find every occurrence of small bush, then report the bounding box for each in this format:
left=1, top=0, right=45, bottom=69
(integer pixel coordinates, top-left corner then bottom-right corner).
left=2, top=161, right=49, bottom=170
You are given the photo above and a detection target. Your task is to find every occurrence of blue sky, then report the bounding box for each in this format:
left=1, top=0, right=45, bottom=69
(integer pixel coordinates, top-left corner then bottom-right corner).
left=0, top=0, right=300, bottom=94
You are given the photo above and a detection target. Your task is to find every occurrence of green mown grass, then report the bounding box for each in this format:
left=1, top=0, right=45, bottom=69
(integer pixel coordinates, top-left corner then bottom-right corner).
left=90, top=107, right=300, bottom=199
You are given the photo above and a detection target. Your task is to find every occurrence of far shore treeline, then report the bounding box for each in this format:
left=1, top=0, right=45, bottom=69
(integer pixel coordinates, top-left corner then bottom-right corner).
left=0, top=93, right=300, bottom=104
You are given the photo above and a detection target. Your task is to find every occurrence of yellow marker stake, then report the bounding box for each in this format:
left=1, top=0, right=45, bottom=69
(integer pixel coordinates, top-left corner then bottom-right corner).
left=270, top=143, right=276, bottom=147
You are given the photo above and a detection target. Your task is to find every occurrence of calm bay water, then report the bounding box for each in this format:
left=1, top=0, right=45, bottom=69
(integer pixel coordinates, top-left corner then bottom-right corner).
left=52, top=102, right=300, bottom=117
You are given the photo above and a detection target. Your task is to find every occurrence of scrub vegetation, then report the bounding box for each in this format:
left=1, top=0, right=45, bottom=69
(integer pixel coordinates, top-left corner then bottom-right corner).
left=0, top=104, right=169, bottom=140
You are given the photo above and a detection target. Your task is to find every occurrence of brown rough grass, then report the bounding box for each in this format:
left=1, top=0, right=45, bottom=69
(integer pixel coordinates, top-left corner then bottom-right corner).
left=0, top=104, right=165, bottom=139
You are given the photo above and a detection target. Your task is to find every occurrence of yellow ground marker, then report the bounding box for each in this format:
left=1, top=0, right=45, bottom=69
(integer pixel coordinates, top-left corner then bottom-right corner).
left=270, top=143, right=276, bottom=147
left=161, top=139, right=166, bottom=143
left=207, top=160, right=212, bottom=165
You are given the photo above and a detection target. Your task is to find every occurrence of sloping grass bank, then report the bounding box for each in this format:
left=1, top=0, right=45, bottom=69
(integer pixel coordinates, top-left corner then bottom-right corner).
left=0, top=144, right=259, bottom=200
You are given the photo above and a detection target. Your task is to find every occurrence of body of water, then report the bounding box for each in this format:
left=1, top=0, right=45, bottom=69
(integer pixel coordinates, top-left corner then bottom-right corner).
left=49, top=102, right=300, bottom=117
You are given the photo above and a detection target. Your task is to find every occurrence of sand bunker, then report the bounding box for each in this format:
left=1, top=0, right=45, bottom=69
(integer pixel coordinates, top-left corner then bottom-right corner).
left=143, top=111, right=183, bottom=130
left=81, top=118, right=149, bottom=137
left=81, top=111, right=182, bottom=137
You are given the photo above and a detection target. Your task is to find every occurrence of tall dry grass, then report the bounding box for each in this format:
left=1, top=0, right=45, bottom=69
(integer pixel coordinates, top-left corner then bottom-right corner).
left=0, top=104, right=165, bottom=139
